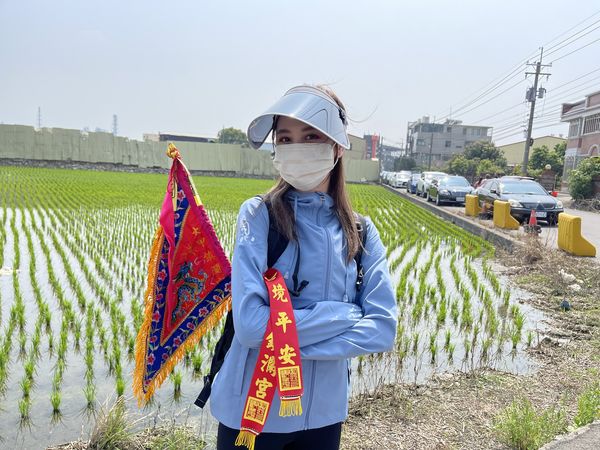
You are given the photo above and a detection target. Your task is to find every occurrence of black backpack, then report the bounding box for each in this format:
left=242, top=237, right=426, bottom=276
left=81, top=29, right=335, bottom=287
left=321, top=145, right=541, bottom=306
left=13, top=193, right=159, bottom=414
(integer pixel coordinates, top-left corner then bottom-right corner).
left=194, top=199, right=368, bottom=408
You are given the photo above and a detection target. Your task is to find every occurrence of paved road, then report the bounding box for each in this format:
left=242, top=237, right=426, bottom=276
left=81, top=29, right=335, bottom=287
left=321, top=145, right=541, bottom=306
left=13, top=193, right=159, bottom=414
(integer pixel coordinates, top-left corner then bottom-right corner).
left=395, top=187, right=599, bottom=260
left=541, top=421, right=600, bottom=450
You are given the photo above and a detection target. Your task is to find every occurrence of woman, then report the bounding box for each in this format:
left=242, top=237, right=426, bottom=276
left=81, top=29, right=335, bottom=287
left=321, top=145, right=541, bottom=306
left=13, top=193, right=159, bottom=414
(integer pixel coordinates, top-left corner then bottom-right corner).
left=210, top=85, right=397, bottom=450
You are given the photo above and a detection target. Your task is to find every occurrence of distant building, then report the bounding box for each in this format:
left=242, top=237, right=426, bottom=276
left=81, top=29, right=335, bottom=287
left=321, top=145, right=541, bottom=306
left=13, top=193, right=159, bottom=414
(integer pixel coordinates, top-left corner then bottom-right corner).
left=561, top=90, right=600, bottom=182
left=143, top=132, right=217, bottom=143
left=498, top=135, right=566, bottom=167
left=362, top=134, right=404, bottom=170
left=347, top=134, right=367, bottom=160
left=406, top=117, right=492, bottom=168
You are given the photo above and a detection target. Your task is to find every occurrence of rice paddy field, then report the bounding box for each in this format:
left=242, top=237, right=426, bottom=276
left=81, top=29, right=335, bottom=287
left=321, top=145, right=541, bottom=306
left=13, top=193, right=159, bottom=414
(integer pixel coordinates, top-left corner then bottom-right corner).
left=0, top=165, right=546, bottom=449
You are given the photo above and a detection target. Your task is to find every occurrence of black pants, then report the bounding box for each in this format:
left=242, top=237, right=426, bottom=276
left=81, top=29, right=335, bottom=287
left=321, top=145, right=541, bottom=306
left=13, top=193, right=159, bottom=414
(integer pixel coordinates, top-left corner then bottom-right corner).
left=216, top=422, right=342, bottom=450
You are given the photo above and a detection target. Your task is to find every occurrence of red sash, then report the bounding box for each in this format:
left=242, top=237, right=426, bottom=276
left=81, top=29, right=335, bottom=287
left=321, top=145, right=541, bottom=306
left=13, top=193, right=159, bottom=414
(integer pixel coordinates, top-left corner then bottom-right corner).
left=235, top=268, right=304, bottom=450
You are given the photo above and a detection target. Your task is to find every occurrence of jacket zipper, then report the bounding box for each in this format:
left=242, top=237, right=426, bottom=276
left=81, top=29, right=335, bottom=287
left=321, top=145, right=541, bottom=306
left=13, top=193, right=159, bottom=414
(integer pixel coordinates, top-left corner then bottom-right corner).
left=317, top=193, right=332, bottom=300
left=304, top=193, right=327, bottom=429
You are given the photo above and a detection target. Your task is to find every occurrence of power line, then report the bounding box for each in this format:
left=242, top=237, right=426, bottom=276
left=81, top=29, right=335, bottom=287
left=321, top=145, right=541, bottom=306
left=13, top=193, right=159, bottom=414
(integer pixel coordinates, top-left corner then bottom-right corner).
left=436, top=65, right=529, bottom=121
left=471, top=68, right=600, bottom=128
left=439, top=11, right=600, bottom=122
left=548, top=35, right=600, bottom=63
left=544, top=18, right=600, bottom=57
left=542, top=8, right=600, bottom=51
left=444, top=77, right=528, bottom=121
left=494, top=122, right=566, bottom=142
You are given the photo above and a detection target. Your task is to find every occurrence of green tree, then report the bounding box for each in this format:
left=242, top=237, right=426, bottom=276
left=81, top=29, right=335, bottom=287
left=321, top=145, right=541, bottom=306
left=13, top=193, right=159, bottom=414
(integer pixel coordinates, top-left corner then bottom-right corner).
left=528, top=144, right=564, bottom=174
left=217, top=127, right=249, bottom=146
left=554, top=141, right=566, bottom=159
left=464, top=141, right=507, bottom=166
left=569, top=156, right=600, bottom=199
left=393, top=157, right=416, bottom=171
left=447, top=141, right=507, bottom=179
left=447, top=154, right=478, bottom=178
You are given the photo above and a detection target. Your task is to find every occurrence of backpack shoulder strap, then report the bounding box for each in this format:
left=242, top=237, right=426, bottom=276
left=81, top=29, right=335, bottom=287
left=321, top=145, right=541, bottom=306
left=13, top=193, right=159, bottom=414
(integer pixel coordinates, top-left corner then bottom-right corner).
left=354, top=213, right=368, bottom=292
left=263, top=197, right=289, bottom=268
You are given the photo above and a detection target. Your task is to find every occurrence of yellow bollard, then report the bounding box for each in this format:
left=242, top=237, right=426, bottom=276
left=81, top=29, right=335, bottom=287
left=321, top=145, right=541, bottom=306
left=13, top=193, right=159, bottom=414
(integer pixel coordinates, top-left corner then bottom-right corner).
left=465, top=194, right=480, bottom=217
left=558, top=213, right=596, bottom=257
left=493, top=200, right=520, bottom=230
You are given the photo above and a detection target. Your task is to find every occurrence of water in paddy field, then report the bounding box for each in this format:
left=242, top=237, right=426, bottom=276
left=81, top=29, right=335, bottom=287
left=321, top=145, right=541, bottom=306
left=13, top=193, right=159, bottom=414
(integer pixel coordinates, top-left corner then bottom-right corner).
left=0, top=204, right=548, bottom=450
left=350, top=240, right=548, bottom=396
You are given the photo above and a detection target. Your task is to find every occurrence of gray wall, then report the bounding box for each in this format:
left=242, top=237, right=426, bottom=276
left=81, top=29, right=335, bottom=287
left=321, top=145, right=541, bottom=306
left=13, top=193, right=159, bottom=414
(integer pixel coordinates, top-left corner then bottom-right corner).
left=0, top=124, right=379, bottom=182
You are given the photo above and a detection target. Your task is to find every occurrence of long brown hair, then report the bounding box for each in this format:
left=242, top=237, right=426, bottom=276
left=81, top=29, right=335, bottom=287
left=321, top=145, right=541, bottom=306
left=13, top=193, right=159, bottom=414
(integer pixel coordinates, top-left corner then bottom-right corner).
left=262, top=85, right=360, bottom=262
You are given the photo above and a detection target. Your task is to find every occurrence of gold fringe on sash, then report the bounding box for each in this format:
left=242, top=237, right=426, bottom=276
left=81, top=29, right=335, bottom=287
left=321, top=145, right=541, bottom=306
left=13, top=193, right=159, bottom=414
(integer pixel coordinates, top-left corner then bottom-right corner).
left=279, top=398, right=303, bottom=417
left=235, top=430, right=257, bottom=450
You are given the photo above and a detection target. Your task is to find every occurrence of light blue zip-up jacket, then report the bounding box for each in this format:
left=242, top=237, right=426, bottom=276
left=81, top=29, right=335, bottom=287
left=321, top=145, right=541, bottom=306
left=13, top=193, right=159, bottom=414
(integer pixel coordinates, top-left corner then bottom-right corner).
left=210, top=190, right=397, bottom=432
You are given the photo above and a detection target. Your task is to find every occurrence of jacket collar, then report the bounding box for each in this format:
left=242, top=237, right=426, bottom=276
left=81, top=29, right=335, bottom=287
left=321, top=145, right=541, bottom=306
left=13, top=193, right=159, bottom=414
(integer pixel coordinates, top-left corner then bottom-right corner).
left=285, top=190, right=335, bottom=221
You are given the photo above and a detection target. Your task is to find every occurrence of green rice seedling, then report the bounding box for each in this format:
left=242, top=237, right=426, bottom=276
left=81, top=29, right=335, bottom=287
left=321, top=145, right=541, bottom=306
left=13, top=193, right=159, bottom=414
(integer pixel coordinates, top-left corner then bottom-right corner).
left=19, top=332, right=27, bottom=356
left=450, top=300, right=459, bottom=325
left=429, top=332, right=438, bottom=363
left=192, top=353, right=203, bottom=378
left=471, top=324, right=480, bottom=351
left=513, top=310, right=525, bottom=335
left=19, top=398, right=31, bottom=422
left=447, top=343, right=455, bottom=362
left=23, top=360, right=35, bottom=381
left=481, top=337, right=492, bottom=361
left=526, top=330, right=534, bottom=347
left=461, top=305, right=473, bottom=331
left=116, top=377, right=125, bottom=397
left=51, top=390, right=61, bottom=415
left=463, top=337, right=471, bottom=359
left=502, top=290, right=510, bottom=309
left=444, top=329, right=451, bottom=352
left=73, top=321, right=82, bottom=352
left=171, top=370, right=183, bottom=399
left=412, top=332, right=419, bottom=356
left=127, top=336, right=135, bottom=360
left=435, top=299, right=447, bottom=326
left=511, top=328, right=521, bottom=350
left=486, top=311, right=499, bottom=338
left=20, top=377, right=32, bottom=399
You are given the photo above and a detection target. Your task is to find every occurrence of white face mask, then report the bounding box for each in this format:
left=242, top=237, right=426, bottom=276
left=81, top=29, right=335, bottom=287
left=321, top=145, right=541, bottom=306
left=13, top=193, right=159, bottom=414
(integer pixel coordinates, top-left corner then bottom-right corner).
left=272, top=143, right=338, bottom=191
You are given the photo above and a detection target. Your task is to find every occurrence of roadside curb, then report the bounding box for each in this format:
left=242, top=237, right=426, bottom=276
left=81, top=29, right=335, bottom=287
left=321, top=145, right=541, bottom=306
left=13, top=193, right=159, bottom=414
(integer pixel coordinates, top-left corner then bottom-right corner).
left=383, top=185, right=516, bottom=252
left=540, top=420, right=600, bottom=450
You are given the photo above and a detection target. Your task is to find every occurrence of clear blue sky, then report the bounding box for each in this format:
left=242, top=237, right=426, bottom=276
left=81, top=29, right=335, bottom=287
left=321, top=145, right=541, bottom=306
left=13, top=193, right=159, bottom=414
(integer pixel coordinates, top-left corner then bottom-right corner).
left=1, top=0, right=599, bottom=146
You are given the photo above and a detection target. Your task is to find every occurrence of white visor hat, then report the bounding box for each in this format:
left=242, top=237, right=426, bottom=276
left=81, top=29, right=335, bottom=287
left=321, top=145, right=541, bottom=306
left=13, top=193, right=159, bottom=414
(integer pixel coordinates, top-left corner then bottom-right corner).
left=247, top=85, right=350, bottom=150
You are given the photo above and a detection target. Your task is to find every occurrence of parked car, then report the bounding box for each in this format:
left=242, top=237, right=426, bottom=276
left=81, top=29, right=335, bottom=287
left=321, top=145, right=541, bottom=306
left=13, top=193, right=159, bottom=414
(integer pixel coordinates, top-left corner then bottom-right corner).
left=428, top=176, right=474, bottom=205
left=390, top=170, right=412, bottom=188
left=477, top=178, right=564, bottom=225
left=416, top=171, right=447, bottom=199
left=407, top=173, right=421, bottom=194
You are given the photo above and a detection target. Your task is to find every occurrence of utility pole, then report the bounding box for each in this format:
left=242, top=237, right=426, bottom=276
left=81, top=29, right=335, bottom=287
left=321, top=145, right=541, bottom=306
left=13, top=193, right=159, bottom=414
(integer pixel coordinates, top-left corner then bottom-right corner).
left=112, top=114, right=118, bottom=136
left=405, top=122, right=411, bottom=158
left=522, top=47, right=551, bottom=175
left=37, top=107, right=41, bottom=128
left=428, top=131, right=434, bottom=170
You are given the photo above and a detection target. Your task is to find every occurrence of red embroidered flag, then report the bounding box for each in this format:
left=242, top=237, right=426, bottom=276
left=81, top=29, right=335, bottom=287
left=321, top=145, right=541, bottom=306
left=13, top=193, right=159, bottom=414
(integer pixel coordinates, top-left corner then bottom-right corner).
left=133, top=144, right=231, bottom=405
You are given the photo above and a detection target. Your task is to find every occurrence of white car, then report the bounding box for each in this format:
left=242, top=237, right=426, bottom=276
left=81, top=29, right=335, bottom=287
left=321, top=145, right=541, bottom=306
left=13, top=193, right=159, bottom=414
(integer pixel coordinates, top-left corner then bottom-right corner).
left=390, top=171, right=412, bottom=188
